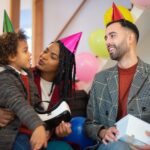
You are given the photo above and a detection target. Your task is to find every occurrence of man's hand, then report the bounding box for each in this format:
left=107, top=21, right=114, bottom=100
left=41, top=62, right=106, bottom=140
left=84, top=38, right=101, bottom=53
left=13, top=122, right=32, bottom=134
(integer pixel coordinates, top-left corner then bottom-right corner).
left=0, top=108, right=15, bottom=127
left=134, top=131, right=150, bottom=150
left=135, top=145, right=150, bottom=150
left=99, top=126, right=119, bottom=144
left=55, top=121, right=72, bottom=137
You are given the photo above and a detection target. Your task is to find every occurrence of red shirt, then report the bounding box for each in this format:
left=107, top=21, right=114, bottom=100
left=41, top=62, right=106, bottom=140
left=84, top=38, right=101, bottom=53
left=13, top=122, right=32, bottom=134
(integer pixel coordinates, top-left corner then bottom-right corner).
left=19, top=74, right=32, bottom=134
left=117, top=64, right=137, bottom=121
left=20, top=74, right=30, bottom=103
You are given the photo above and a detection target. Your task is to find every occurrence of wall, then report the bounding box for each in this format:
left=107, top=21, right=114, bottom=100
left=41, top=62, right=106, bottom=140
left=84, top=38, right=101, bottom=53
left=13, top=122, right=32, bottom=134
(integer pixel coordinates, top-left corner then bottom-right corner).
left=137, top=33, right=150, bottom=64
left=43, top=0, right=131, bottom=55
left=136, top=6, right=150, bottom=64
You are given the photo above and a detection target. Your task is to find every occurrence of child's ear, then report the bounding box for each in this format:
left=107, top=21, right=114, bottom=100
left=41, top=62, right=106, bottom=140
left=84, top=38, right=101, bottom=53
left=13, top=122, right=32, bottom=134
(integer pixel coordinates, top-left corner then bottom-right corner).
left=8, top=55, right=17, bottom=63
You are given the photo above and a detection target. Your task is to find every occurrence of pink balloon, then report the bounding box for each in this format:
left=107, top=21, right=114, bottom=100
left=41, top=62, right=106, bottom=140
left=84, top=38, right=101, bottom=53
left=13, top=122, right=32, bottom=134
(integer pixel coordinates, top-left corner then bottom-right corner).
left=76, top=52, right=99, bottom=82
left=132, top=0, right=150, bottom=8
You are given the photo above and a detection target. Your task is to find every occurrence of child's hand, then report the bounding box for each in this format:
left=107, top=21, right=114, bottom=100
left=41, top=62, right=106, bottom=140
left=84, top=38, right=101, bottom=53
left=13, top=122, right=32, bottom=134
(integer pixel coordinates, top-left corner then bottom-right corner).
left=30, top=125, right=47, bottom=150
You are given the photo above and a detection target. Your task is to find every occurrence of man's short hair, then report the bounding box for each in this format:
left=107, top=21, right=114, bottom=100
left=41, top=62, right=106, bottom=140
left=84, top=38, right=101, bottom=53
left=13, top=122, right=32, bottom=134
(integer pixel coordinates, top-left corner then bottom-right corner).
left=106, top=19, right=139, bottom=42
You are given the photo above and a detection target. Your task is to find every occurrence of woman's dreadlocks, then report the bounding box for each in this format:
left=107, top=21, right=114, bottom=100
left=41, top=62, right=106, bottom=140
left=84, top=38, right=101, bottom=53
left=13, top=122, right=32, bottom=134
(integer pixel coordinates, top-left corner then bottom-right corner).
left=45, top=41, right=76, bottom=100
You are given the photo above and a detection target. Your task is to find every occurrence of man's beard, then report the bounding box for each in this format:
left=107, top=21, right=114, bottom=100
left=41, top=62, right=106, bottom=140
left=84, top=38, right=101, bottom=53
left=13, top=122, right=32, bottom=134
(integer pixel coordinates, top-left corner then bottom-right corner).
left=109, top=43, right=128, bottom=61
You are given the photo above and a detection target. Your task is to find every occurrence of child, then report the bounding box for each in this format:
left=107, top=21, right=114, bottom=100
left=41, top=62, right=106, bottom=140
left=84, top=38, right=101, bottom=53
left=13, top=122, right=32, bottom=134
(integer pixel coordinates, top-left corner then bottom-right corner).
left=0, top=30, right=48, bottom=150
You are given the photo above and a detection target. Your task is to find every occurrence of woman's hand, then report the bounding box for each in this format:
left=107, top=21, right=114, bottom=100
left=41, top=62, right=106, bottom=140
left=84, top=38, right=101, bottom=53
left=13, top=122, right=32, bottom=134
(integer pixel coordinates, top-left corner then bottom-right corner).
left=55, top=121, right=72, bottom=137
left=0, top=108, right=15, bottom=127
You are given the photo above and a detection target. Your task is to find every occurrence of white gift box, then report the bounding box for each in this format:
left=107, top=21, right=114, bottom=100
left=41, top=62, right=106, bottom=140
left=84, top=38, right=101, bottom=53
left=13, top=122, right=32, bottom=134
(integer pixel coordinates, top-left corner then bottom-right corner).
left=115, top=114, right=150, bottom=146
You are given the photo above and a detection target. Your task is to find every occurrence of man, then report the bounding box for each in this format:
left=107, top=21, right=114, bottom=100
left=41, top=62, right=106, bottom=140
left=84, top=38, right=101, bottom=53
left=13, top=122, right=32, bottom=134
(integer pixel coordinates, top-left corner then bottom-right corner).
left=84, top=19, right=150, bottom=150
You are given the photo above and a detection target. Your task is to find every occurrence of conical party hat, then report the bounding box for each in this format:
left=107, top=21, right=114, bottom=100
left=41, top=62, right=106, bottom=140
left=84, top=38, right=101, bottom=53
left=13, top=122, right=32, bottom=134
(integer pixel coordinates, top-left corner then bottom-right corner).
left=3, top=10, right=14, bottom=33
left=60, top=32, right=82, bottom=54
left=112, top=2, right=124, bottom=21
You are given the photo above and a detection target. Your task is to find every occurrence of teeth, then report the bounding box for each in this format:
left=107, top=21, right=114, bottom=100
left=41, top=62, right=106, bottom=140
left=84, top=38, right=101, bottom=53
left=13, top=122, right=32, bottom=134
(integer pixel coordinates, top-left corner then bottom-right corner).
left=109, top=47, right=114, bottom=52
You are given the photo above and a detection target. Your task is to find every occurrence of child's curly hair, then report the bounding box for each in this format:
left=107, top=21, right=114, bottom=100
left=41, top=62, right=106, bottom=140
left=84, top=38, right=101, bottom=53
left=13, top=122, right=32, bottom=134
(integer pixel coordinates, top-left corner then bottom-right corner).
left=0, top=30, right=27, bottom=65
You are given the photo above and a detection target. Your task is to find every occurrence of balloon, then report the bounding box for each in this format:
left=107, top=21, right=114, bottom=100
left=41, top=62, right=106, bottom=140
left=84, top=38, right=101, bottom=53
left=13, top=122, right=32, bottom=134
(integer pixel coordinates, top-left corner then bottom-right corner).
left=76, top=52, right=99, bottom=82
left=47, top=141, right=73, bottom=150
left=75, top=80, right=92, bottom=93
left=131, top=0, right=150, bottom=8
left=63, top=117, right=94, bottom=150
left=104, top=5, right=134, bottom=25
left=88, top=29, right=109, bottom=58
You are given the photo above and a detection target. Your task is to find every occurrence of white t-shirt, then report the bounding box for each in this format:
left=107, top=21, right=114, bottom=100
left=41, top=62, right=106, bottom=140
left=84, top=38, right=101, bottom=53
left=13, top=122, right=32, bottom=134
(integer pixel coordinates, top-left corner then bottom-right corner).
left=40, top=77, right=54, bottom=110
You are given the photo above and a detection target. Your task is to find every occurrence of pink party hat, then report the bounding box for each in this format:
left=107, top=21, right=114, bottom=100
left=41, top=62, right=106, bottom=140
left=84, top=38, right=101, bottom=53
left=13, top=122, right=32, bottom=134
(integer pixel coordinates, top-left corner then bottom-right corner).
left=112, top=2, right=124, bottom=21
left=60, top=32, right=82, bottom=54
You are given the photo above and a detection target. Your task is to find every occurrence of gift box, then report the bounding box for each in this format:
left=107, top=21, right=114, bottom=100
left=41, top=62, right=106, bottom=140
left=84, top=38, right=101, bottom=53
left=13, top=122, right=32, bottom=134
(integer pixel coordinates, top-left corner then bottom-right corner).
left=115, top=114, right=150, bottom=146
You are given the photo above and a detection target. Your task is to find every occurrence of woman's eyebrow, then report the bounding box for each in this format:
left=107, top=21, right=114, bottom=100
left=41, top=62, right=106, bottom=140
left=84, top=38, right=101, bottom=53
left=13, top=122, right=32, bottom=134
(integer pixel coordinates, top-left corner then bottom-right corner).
left=50, top=51, right=59, bottom=57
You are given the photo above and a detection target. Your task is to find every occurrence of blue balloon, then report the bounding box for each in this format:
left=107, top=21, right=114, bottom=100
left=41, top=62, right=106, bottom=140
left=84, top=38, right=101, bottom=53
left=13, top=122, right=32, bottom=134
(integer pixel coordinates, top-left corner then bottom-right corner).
left=63, top=117, right=94, bottom=150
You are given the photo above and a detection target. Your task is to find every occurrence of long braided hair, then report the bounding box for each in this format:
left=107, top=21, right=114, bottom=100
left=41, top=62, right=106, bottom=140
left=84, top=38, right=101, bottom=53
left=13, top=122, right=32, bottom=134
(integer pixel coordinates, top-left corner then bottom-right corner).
left=49, top=40, right=76, bottom=100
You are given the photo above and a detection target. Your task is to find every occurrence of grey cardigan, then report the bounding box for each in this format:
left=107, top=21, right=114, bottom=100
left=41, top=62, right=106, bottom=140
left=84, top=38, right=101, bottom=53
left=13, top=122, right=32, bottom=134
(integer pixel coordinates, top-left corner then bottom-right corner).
left=85, top=59, right=150, bottom=147
left=0, top=66, right=44, bottom=150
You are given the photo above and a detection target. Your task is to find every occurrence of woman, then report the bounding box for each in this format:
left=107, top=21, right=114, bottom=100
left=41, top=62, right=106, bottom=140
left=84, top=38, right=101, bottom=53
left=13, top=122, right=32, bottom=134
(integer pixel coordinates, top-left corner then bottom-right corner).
left=0, top=32, right=82, bottom=150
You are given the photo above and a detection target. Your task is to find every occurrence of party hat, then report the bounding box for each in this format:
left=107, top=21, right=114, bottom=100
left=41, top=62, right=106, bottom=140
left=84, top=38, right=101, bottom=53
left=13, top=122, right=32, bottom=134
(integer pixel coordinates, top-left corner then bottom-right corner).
left=112, top=2, right=124, bottom=21
left=60, top=32, right=82, bottom=54
left=3, top=10, right=14, bottom=33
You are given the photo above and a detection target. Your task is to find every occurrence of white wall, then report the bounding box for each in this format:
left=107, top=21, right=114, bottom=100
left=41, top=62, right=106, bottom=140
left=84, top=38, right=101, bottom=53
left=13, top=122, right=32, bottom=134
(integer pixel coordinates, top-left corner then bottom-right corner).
left=137, top=33, right=150, bottom=64
left=136, top=6, right=150, bottom=64
left=44, top=0, right=82, bottom=48
left=0, top=0, right=10, bottom=34
left=43, top=0, right=131, bottom=55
